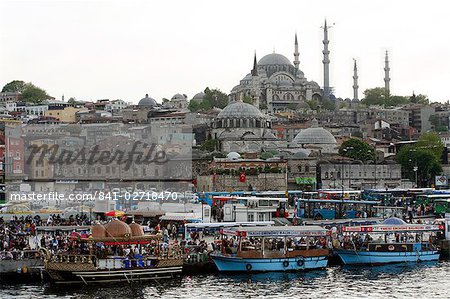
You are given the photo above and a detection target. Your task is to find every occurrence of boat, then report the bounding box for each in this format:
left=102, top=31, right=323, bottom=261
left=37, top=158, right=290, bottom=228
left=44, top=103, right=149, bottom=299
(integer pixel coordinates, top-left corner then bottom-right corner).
left=41, top=219, right=183, bottom=284
left=210, top=226, right=330, bottom=272
left=334, top=217, right=441, bottom=265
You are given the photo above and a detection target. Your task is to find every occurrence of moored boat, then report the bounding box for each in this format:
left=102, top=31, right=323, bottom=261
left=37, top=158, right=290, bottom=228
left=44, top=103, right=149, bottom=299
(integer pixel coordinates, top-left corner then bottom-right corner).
left=42, top=219, right=183, bottom=284
left=334, top=217, right=441, bottom=265
left=211, top=226, right=330, bottom=272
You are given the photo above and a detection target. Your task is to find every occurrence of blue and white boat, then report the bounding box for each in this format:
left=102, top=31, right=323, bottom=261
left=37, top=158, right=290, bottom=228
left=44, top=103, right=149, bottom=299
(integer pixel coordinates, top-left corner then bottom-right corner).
left=210, top=226, right=330, bottom=272
left=335, top=217, right=441, bottom=265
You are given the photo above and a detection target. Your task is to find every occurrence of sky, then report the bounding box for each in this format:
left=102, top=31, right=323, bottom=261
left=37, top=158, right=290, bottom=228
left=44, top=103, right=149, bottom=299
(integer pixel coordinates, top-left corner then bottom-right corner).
left=0, top=0, right=449, bottom=104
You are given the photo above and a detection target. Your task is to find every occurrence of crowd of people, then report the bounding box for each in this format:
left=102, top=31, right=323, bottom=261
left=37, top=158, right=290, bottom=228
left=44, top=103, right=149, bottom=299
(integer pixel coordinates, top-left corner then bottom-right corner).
left=0, top=214, right=92, bottom=260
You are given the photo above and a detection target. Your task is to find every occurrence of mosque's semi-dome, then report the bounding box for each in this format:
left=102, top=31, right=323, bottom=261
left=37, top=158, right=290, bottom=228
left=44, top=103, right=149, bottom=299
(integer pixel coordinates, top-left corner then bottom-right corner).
left=258, top=53, right=293, bottom=66
left=191, top=92, right=206, bottom=102
left=292, top=120, right=336, bottom=145
left=217, top=101, right=264, bottom=119
left=138, top=94, right=157, bottom=107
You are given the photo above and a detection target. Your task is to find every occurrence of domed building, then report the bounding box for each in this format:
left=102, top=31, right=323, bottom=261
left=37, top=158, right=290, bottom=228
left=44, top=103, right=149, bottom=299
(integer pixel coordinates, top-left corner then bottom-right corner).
left=167, top=93, right=188, bottom=110
left=291, top=119, right=337, bottom=154
left=122, top=93, right=159, bottom=123
left=138, top=94, right=158, bottom=108
left=230, top=34, right=323, bottom=113
left=211, top=101, right=286, bottom=152
left=191, top=92, right=206, bottom=103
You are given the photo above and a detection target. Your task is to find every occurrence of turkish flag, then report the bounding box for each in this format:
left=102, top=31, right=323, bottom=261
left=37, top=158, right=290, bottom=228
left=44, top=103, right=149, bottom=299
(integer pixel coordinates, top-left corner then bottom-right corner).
left=239, top=172, right=246, bottom=182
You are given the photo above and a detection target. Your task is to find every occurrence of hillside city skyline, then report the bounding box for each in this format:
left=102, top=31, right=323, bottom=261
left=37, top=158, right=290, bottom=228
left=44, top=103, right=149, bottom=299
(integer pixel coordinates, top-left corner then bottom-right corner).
left=0, top=0, right=449, bottom=103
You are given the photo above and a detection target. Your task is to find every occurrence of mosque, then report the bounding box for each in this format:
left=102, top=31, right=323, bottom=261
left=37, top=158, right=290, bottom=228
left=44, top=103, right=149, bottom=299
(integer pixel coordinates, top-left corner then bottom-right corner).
left=229, top=20, right=334, bottom=113
left=210, top=21, right=339, bottom=153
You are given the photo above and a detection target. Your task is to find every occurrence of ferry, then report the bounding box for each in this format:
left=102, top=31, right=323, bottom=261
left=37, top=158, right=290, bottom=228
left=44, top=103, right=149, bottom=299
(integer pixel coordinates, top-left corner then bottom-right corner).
left=41, top=219, right=183, bottom=284
left=210, top=226, right=330, bottom=272
left=334, top=217, right=441, bottom=265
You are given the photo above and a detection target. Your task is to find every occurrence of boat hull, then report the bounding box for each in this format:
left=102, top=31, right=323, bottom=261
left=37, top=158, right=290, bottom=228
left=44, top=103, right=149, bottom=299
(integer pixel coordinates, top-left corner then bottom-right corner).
left=211, top=254, right=328, bottom=272
left=335, top=250, right=440, bottom=265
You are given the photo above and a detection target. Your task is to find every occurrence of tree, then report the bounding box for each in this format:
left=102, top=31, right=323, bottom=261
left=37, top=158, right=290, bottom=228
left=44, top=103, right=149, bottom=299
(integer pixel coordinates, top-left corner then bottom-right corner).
left=321, top=98, right=336, bottom=110
left=361, top=87, right=387, bottom=106
left=2, top=80, right=26, bottom=93
left=68, top=97, right=77, bottom=104
left=306, top=100, right=318, bottom=110
left=200, top=139, right=218, bottom=152
left=259, top=103, right=268, bottom=110
left=339, top=138, right=375, bottom=162
left=203, top=87, right=228, bottom=109
left=287, top=103, right=297, bottom=111
left=243, top=95, right=253, bottom=104
left=21, top=84, right=48, bottom=104
left=416, top=132, right=444, bottom=160
left=429, top=115, right=448, bottom=132
left=188, top=100, right=200, bottom=112
left=396, top=144, right=442, bottom=187
left=187, top=87, right=229, bottom=112
left=2, top=81, right=49, bottom=104
left=410, top=93, right=429, bottom=105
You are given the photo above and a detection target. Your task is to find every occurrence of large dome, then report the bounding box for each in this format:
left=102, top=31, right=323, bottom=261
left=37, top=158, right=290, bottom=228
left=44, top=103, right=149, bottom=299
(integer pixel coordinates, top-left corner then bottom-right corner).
left=292, top=119, right=336, bottom=145
left=217, top=101, right=264, bottom=119
left=258, top=53, right=292, bottom=66
left=138, top=94, right=157, bottom=107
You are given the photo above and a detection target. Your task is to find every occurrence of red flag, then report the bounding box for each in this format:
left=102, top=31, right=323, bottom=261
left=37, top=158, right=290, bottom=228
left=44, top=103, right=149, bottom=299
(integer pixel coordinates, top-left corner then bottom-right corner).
left=239, top=172, right=246, bottom=182
left=192, top=179, right=197, bottom=187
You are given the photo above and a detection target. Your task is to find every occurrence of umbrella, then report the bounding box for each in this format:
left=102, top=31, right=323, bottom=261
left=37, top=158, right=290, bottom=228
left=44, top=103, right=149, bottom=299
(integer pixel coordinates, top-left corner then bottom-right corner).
left=105, top=210, right=125, bottom=217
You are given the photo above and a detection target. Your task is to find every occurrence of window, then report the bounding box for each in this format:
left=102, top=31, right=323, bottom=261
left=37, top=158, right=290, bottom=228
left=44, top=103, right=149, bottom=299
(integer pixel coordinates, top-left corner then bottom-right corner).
left=258, top=214, right=264, bottom=221
left=248, top=213, right=254, bottom=222
left=305, top=166, right=310, bottom=172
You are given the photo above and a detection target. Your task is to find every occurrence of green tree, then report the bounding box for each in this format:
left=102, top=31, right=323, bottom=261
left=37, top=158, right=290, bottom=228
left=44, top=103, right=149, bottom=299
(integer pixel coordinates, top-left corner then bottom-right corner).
left=200, top=139, right=218, bottom=152
left=259, top=103, right=268, bottom=110
left=203, top=87, right=228, bottom=109
left=188, top=100, right=200, bottom=112
left=287, top=103, right=297, bottom=111
left=21, top=84, right=48, bottom=104
left=339, top=138, right=376, bottom=162
left=322, top=98, right=336, bottom=110
left=416, top=132, right=444, bottom=160
left=410, top=93, right=429, bottom=105
left=243, top=95, right=253, bottom=104
left=396, top=144, right=442, bottom=187
left=2, top=80, right=26, bottom=93
left=362, top=87, right=387, bottom=106
left=306, top=100, right=318, bottom=110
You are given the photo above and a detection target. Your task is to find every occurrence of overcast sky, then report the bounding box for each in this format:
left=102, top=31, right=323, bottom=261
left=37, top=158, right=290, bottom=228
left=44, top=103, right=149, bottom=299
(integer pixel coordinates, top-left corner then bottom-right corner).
left=1, top=0, right=449, bottom=104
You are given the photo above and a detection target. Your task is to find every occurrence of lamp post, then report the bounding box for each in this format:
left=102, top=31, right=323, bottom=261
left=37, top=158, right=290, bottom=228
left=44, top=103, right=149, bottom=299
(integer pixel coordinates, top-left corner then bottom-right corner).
left=413, top=166, right=418, bottom=188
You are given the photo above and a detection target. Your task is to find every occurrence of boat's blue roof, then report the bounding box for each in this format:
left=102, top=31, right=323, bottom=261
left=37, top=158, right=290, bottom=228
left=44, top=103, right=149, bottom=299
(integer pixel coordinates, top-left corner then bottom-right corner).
left=381, top=217, right=407, bottom=225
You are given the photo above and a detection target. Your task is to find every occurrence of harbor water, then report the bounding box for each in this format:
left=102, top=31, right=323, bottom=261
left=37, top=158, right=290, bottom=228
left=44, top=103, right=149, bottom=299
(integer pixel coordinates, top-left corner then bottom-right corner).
left=1, top=262, right=450, bottom=299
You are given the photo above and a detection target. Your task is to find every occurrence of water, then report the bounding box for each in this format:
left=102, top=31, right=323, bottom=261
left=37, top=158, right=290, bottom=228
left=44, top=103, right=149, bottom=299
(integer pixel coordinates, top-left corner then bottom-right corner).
left=2, top=262, right=450, bottom=299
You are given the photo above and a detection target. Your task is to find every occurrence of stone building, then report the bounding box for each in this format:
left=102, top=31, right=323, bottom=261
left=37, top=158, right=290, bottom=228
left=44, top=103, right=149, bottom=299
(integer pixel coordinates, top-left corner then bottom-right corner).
left=290, top=119, right=338, bottom=154
left=195, top=153, right=287, bottom=192
left=211, top=101, right=286, bottom=152
left=318, top=161, right=402, bottom=189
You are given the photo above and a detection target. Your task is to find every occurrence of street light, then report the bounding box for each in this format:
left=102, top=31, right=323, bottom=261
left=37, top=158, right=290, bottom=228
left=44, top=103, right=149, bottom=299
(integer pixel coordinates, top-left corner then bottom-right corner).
left=413, top=166, right=418, bottom=188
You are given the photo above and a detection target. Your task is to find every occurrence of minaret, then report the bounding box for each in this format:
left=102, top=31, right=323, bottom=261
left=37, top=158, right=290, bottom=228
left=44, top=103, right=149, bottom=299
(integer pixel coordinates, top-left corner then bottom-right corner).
left=293, top=33, right=300, bottom=74
left=384, top=50, right=390, bottom=96
left=251, top=52, right=258, bottom=76
left=352, top=59, right=359, bottom=101
left=251, top=52, right=260, bottom=109
left=322, top=19, right=331, bottom=99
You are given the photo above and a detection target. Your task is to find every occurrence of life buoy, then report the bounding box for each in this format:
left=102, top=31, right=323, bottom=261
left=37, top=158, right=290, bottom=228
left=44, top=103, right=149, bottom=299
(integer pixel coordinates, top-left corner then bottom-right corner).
left=388, top=245, right=395, bottom=251
left=246, top=263, right=252, bottom=271
left=297, top=258, right=304, bottom=267
left=283, top=260, right=289, bottom=267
